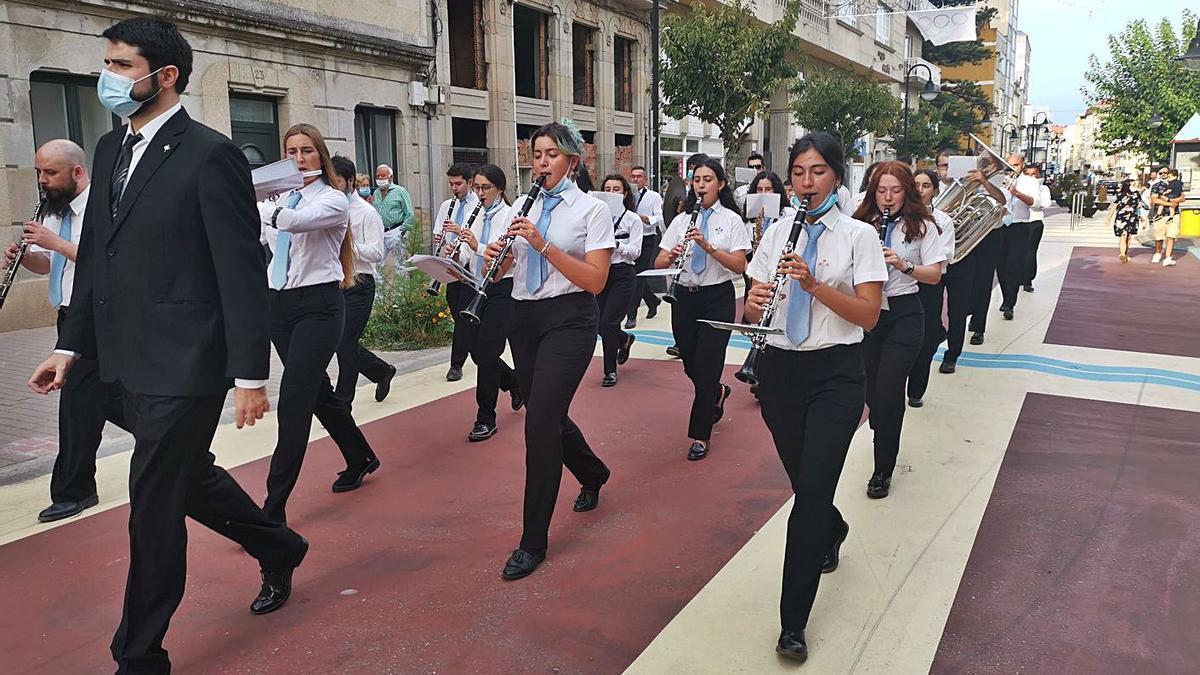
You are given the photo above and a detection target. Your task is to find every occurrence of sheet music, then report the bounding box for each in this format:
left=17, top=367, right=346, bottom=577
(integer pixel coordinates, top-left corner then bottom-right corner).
left=744, top=193, right=781, bottom=220
left=251, top=158, right=304, bottom=200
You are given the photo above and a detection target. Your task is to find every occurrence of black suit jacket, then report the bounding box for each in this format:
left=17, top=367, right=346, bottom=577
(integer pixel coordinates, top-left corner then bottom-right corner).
left=58, top=108, right=270, bottom=397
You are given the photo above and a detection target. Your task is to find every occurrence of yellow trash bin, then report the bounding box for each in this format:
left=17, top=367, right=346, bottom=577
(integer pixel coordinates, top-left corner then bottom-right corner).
left=1181, top=207, right=1200, bottom=237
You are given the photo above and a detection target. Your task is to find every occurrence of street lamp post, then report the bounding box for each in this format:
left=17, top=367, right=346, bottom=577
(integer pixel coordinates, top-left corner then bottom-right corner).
left=1026, top=111, right=1048, bottom=164
left=901, top=62, right=939, bottom=158
left=998, top=122, right=1018, bottom=155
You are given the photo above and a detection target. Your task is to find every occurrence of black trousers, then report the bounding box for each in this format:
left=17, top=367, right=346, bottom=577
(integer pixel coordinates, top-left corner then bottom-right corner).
left=334, top=276, right=385, bottom=404
left=942, top=252, right=977, bottom=363
left=906, top=280, right=946, bottom=401
left=968, top=228, right=1003, bottom=335
left=510, top=292, right=609, bottom=552
left=671, top=281, right=735, bottom=441
left=597, top=263, right=636, bottom=374
left=1023, top=219, right=1045, bottom=285
left=464, top=278, right=519, bottom=427
left=264, top=283, right=375, bottom=523
left=997, top=221, right=1031, bottom=310
left=51, top=306, right=129, bottom=503
left=446, top=280, right=473, bottom=368
left=110, top=389, right=304, bottom=674
left=757, top=343, right=864, bottom=633
left=627, top=232, right=662, bottom=320
left=863, top=293, right=924, bottom=478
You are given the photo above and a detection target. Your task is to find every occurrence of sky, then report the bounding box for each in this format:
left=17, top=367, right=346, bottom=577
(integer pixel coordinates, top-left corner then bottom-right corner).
left=1020, top=0, right=1196, bottom=125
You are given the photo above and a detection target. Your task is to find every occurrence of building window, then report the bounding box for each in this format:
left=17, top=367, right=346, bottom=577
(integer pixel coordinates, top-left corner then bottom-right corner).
left=836, top=0, right=856, bottom=26
left=614, top=36, right=634, bottom=113
left=29, top=72, right=119, bottom=154
left=514, top=5, right=549, bottom=99
left=354, top=107, right=397, bottom=178
left=875, top=3, right=891, bottom=44
left=229, top=94, right=279, bottom=169
left=448, top=0, right=486, bottom=90
left=451, top=117, right=488, bottom=166
left=572, top=23, right=597, bottom=107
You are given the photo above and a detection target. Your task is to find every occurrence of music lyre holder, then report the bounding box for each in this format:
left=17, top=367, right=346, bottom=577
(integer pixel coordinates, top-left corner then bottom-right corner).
left=406, top=255, right=479, bottom=291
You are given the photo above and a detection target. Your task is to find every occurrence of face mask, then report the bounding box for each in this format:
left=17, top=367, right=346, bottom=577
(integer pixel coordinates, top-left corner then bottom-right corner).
left=686, top=170, right=694, bottom=180
left=376, top=179, right=391, bottom=189
left=97, top=67, right=163, bottom=118
left=358, top=187, right=371, bottom=197
left=797, top=190, right=839, bottom=217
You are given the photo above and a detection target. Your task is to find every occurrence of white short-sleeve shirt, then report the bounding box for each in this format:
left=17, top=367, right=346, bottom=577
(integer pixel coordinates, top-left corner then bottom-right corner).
left=435, top=192, right=481, bottom=268
left=611, top=208, right=644, bottom=265
left=932, top=208, right=956, bottom=269
left=31, top=186, right=89, bottom=308
left=510, top=182, right=615, bottom=301
left=471, top=200, right=514, bottom=280
left=660, top=202, right=751, bottom=288
left=883, top=217, right=948, bottom=297
left=746, top=208, right=887, bottom=351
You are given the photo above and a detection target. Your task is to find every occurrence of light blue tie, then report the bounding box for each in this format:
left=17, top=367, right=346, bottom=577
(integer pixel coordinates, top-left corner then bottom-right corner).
left=269, top=191, right=303, bottom=290
left=762, top=216, right=774, bottom=234
left=450, top=199, right=467, bottom=246
left=689, top=208, right=714, bottom=274
left=883, top=216, right=899, bottom=248
left=785, top=223, right=827, bottom=345
left=475, top=203, right=503, bottom=274
left=524, top=185, right=568, bottom=294
left=47, top=212, right=72, bottom=307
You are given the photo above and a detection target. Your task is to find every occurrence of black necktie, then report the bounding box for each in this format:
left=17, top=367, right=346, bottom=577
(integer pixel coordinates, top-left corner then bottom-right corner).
left=111, top=132, right=143, bottom=216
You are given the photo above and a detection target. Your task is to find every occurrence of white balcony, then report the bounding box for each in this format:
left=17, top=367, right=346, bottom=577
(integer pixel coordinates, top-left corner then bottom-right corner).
left=904, top=55, right=941, bottom=88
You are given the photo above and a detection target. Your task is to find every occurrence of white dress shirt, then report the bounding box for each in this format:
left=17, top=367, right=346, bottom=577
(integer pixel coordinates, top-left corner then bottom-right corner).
left=258, top=178, right=349, bottom=289
left=883, top=218, right=947, bottom=297
left=347, top=192, right=385, bottom=277
left=611, top=209, right=644, bottom=265
left=31, top=186, right=89, bottom=308
left=660, top=201, right=752, bottom=288
left=1008, top=174, right=1044, bottom=223
left=435, top=192, right=482, bottom=269
left=1028, top=184, right=1052, bottom=221
left=471, top=200, right=515, bottom=280
left=635, top=188, right=664, bottom=235
left=932, top=208, right=956, bottom=269
left=746, top=207, right=888, bottom=351
left=837, top=185, right=857, bottom=216
left=510, top=182, right=615, bottom=301
left=744, top=204, right=797, bottom=243
left=120, top=102, right=184, bottom=199
left=734, top=184, right=750, bottom=213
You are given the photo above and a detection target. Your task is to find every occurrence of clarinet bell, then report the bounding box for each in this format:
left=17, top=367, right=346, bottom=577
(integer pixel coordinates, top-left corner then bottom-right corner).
left=662, top=282, right=680, bottom=305
left=426, top=279, right=442, bottom=296
left=735, top=346, right=761, bottom=386
left=461, top=291, right=485, bottom=325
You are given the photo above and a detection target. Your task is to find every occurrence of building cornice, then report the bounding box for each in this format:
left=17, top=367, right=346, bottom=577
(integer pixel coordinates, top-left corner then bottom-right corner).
left=43, top=0, right=435, bottom=70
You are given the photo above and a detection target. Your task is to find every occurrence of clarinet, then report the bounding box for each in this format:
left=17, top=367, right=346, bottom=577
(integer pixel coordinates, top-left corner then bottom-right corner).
left=461, top=173, right=547, bottom=325
left=426, top=198, right=459, bottom=296
left=662, top=208, right=700, bottom=305
left=734, top=198, right=810, bottom=387
left=0, top=195, right=47, bottom=311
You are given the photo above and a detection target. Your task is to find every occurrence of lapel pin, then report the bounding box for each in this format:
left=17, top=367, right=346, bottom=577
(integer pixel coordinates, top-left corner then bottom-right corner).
left=163, top=144, right=171, bottom=152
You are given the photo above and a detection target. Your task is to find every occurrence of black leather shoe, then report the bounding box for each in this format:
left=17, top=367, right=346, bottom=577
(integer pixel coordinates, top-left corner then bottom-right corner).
left=616, top=333, right=635, bottom=365
left=331, top=457, right=380, bottom=493
left=375, top=364, right=397, bottom=402
left=500, top=548, right=546, bottom=580
left=939, top=359, right=956, bottom=374
left=624, top=317, right=637, bottom=330
left=446, top=365, right=463, bottom=382
left=601, top=373, right=618, bottom=387
left=822, top=522, right=849, bottom=574
left=1003, top=307, right=1014, bottom=320
left=713, top=383, right=732, bottom=424
left=908, top=397, right=924, bottom=408
left=1023, top=284, right=1034, bottom=293
left=666, top=344, right=680, bottom=358
left=867, top=472, right=891, bottom=499
left=573, top=468, right=610, bottom=512
left=998, top=305, right=1009, bottom=314
left=687, top=440, right=709, bottom=461
left=776, top=630, right=808, bottom=662
left=468, top=422, right=497, bottom=442
left=251, top=536, right=308, bottom=615
left=970, top=331, right=985, bottom=345
left=509, top=386, right=525, bottom=411
left=37, top=494, right=99, bottom=523
left=647, top=302, right=659, bottom=319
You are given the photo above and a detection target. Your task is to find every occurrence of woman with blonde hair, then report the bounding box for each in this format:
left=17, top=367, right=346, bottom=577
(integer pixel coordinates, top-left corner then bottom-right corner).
left=258, top=123, right=378, bottom=527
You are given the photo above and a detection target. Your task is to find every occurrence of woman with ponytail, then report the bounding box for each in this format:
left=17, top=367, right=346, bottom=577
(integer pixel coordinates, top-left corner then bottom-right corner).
left=258, top=123, right=379, bottom=525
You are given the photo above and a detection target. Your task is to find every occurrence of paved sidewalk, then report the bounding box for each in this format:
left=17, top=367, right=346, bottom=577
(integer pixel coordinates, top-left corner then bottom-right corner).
left=0, top=324, right=448, bottom=488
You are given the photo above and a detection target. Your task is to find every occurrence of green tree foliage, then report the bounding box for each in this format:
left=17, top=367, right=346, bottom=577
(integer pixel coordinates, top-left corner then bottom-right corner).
left=920, top=0, right=998, bottom=66
left=896, top=80, right=992, bottom=160
left=789, top=68, right=901, bottom=157
left=1084, top=11, right=1200, bottom=161
left=661, top=0, right=801, bottom=163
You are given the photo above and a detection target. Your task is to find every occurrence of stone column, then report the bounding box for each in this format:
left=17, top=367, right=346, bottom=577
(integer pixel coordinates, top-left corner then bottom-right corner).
left=766, top=83, right=791, bottom=174
left=487, top=0, right=518, bottom=185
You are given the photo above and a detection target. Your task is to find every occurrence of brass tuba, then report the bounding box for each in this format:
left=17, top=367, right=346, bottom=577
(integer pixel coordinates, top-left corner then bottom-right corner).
left=933, top=133, right=1017, bottom=264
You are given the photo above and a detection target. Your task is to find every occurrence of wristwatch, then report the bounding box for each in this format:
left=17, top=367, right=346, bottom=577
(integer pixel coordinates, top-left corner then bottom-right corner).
left=902, top=261, right=915, bottom=275
left=270, top=206, right=283, bottom=229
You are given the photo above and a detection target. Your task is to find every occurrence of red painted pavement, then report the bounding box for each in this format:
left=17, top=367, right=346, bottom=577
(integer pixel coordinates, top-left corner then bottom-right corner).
left=932, top=393, right=1200, bottom=673
left=0, top=358, right=791, bottom=674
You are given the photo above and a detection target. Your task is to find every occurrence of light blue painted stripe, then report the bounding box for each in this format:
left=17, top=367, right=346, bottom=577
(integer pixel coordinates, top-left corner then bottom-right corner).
left=625, top=329, right=1200, bottom=393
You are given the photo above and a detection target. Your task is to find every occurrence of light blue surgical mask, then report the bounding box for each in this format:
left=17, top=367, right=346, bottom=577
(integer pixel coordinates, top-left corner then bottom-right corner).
left=358, top=187, right=371, bottom=197
left=796, top=190, right=839, bottom=217
left=97, top=67, right=164, bottom=118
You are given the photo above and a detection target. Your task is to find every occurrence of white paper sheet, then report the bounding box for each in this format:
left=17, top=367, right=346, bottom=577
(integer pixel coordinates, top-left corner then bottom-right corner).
left=252, top=158, right=304, bottom=200
left=744, top=193, right=782, bottom=220
left=589, top=191, right=628, bottom=220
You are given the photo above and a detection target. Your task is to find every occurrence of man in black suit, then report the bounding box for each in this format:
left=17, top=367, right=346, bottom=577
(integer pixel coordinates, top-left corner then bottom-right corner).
left=28, top=17, right=308, bottom=674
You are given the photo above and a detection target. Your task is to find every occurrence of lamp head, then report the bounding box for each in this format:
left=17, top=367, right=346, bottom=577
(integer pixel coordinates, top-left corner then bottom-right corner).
left=1181, top=18, right=1200, bottom=71
left=920, top=79, right=939, bottom=102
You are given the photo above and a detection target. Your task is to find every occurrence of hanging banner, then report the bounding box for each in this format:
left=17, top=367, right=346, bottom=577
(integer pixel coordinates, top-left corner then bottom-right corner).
left=909, top=6, right=977, bottom=46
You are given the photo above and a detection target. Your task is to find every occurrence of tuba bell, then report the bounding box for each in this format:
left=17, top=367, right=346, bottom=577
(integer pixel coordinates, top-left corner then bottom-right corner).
left=933, top=133, right=1018, bottom=264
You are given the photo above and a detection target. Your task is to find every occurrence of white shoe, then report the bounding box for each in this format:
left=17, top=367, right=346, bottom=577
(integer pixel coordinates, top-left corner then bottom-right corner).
left=1151, top=253, right=1162, bottom=263
left=1163, top=257, right=1176, bottom=267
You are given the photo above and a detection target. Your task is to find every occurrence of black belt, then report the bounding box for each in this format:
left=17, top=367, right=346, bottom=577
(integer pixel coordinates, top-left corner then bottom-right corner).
left=384, top=223, right=408, bottom=232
